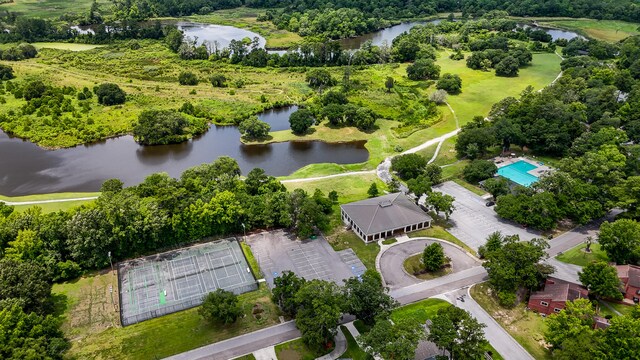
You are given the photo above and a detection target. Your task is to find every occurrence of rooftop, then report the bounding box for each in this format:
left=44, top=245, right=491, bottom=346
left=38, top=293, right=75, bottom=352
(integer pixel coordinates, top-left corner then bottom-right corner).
left=340, top=193, right=433, bottom=236
left=530, top=277, right=589, bottom=302
left=617, top=264, right=640, bottom=288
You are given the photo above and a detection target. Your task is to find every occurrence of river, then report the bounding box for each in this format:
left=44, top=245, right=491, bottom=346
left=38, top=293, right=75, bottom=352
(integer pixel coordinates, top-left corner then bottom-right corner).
left=0, top=106, right=368, bottom=196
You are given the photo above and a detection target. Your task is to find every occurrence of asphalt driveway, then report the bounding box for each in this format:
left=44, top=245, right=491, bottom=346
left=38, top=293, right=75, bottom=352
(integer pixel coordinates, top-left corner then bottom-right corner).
left=380, top=238, right=481, bottom=289
left=433, top=181, right=540, bottom=251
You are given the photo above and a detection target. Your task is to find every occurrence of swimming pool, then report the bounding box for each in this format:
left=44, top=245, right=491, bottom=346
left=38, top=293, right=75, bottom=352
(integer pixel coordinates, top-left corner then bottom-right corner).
left=497, top=160, right=539, bottom=187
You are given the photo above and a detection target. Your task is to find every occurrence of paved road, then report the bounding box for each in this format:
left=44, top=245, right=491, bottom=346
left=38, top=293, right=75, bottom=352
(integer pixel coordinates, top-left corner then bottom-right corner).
left=433, top=181, right=541, bottom=251
left=380, top=238, right=480, bottom=289
left=166, top=321, right=300, bottom=360
left=444, top=289, right=535, bottom=360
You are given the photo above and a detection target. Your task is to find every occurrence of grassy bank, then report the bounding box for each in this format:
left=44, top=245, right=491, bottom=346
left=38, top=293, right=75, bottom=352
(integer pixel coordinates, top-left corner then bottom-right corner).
left=0, top=0, right=110, bottom=18
left=537, top=19, right=640, bottom=42
left=53, top=272, right=280, bottom=360
left=1, top=192, right=99, bottom=213
left=275, top=337, right=333, bottom=360
left=470, top=282, right=551, bottom=360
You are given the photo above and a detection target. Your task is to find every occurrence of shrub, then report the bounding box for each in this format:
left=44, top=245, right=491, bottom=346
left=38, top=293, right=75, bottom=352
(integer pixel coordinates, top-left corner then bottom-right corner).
left=0, top=64, right=14, bottom=80
left=407, top=58, right=441, bottom=80
left=22, top=80, right=47, bottom=101
left=429, top=89, right=448, bottom=104
left=178, top=71, right=198, bottom=85
left=305, top=69, right=336, bottom=88
left=238, top=117, right=270, bottom=140
left=423, top=243, right=446, bottom=272
left=199, top=289, right=242, bottom=325
left=210, top=74, right=227, bottom=87
left=436, top=73, right=462, bottom=94
left=497, top=290, right=517, bottom=308
left=391, top=153, right=427, bottom=180
left=94, top=83, right=126, bottom=105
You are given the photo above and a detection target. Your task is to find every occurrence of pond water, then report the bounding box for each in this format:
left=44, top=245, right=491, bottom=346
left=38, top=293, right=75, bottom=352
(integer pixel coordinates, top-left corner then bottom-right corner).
left=0, top=106, right=368, bottom=196
left=517, top=24, right=583, bottom=41
left=339, top=21, right=434, bottom=50
left=175, top=22, right=266, bottom=49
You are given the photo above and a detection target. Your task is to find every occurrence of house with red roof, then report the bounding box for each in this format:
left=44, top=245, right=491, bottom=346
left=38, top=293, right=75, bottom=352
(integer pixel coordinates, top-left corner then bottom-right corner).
left=528, top=277, right=589, bottom=316
left=616, top=264, right=640, bottom=303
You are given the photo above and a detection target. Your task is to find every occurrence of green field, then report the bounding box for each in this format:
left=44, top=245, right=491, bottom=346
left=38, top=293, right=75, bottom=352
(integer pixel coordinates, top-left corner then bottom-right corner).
left=403, top=253, right=451, bottom=280
left=538, top=19, right=640, bottom=42
left=53, top=272, right=281, bottom=360
left=33, top=42, right=107, bottom=51
left=471, top=282, right=551, bottom=360
left=282, top=173, right=385, bottom=204
left=0, top=0, right=111, bottom=18
left=409, top=226, right=476, bottom=256
left=1, top=192, right=99, bottom=213
left=556, top=243, right=608, bottom=267
left=274, top=337, right=332, bottom=360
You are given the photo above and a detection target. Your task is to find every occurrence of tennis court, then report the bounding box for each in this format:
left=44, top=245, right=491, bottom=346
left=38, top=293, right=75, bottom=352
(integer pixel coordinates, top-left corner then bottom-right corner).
left=118, top=238, right=257, bottom=326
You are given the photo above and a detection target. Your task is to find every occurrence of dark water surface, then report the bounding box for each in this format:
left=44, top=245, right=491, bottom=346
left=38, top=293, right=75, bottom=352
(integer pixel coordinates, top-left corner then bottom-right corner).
left=0, top=106, right=368, bottom=196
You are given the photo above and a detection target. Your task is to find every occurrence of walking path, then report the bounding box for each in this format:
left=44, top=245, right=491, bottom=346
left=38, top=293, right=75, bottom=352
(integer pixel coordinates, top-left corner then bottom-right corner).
left=0, top=196, right=99, bottom=206
left=316, top=328, right=346, bottom=360
left=253, top=346, right=277, bottom=360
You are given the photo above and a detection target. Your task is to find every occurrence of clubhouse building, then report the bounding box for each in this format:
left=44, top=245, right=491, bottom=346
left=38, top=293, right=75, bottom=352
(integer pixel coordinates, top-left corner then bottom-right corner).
left=340, top=193, right=433, bottom=243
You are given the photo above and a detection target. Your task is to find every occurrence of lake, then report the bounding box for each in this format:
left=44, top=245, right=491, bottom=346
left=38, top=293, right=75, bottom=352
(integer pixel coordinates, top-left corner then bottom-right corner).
left=0, top=106, right=368, bottom=196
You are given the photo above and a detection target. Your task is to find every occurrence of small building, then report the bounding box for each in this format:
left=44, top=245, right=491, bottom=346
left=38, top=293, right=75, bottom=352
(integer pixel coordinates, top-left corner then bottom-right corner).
left=616, top=264, right=640, bottom=303
left=594, top=316, right=611, bottom=330
left=340, top=193, right=433, bottom=243
left=528, top=277, right=589, bottom=316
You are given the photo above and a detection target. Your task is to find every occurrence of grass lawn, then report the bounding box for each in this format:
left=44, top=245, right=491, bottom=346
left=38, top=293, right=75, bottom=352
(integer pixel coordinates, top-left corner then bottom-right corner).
left=452, top=178, right=487, bottom=196
left=556, top=243, right=608, bottom=267
left=327, top=229, right=380, bottom=270
left=403, top=254, right=451, bottom=280
left=470, top=283, right=551, bottom=360
left=340, top=326, right=372, bottom=360
left=32, top=43, right=107, bottom=51
left=274, top=338, right=333, bottom=360
left=282, top=173, right=385, bottom=204
left=1, top=191, right=100, bottom=213
left=0, top=0, right=111, bottom=18
left=241, top=242, right=263, bottom=278
left=537, top=19, right=640, bottom=42
left=234, top=354, right=257, bottom=360
left=390, top=298, right=451, bottom=324
left=409, top=226, right=476, bottom=256
left=187, top=7, right=303, bottom=48
left=53, top=271, right=280, bottom=360
left=382, top=238, right=397, bottom=245
left=603, top=301, right=637, bottom=317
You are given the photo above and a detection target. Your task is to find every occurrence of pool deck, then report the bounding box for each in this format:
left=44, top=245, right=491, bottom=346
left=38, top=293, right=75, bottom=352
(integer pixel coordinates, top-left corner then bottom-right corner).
left=493, top=156, right=553, bottom=179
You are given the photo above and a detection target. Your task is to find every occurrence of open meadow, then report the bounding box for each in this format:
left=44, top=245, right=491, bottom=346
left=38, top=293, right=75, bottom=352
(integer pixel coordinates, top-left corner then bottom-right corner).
left=0, top=0, right=110, bottom=19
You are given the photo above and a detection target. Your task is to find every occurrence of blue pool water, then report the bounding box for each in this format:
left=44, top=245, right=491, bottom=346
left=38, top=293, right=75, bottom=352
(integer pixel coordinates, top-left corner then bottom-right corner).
left=497, top=160, right=539, bottom=187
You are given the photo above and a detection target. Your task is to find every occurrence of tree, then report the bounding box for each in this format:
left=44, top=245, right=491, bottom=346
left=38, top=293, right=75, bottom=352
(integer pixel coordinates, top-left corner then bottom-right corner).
left=495, top=56, right=520, bottom=77
left=385, top=76, right=394, bottom=92
left=455, top=126, right=495, bottom=159
left=545, top=298, right=596, bottom=349
left=272, top=271, right=306, bottom=317
left=320, top=104, right=344, bottom=126
left=0, top=259, right=52, bottom=314
left=210, top=74, right=227, bottom=87
left=423, top=242, right=446, bottom=272
left=133, top=110, right=189, bottom=145
left=391, top=153, right=427, bottom=180
left=407, top=58, right=441, bottom=80
left=238, top=117, right=270, bottom=140
left=367, top=182, right=379, bottom=198
left=295, top=280, right=343, bottom=351
left=359, top=318, right=425, bottom=360
left=599, top=315, right=640, bottom=360
left=343, top=270, right=397, bottom=325
left=424, top=164, right=443, bottom=185
left=0, top=300, right=68, bottom=360
left=477, top=231, right=507, bottom=259
left=436, top=73, right=462, bottom=94
left=164, top=27, right=184, bottom=52
left=428, top=306, right=488, bottom=360
left=289, top=109, right=314, bottom=135
left=427, top=192, right=455, bottom=219
left=23, top=80, right=47, bottom=100
left=597, top=219, right=640, bottom=264
left=305, top=69, right=336, bottom=88
left=5, top=229, right=43, bottom=261
left=94, top=83, right=126, bottom=105
left=578, top=262, right=623, bottom=300
left=483, top=237, right=552, bottom=307
left=407, top=174, right=432, bottom=197
left=353, top=107, right=376, bottom=131
left=463, top=160, right=497, bottom=183
left=199, top=289, right=243, bottom=325
left=178, top=71, right=198, bottom=85
left=483, top=177, right=509, bottom=200
left=429, top=89, right=448, bottom=104
left=0, top=64, right=14, bottom=80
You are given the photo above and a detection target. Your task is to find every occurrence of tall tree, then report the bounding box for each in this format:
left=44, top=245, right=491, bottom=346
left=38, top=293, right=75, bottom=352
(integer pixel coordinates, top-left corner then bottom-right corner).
left=578, top=262, right=623, bottom=300
left=423, top=242, right=446, bottom=272
left=428, top=306, right=488, bottom=360
left=199, top=289, right=243, bottom=325
left=295, top=280, right=343, bottom=352
left=598, top=219, right=640, bottom=264
left=359, top=318, right=425, bottom=360
left=545, top=298, right=596, bottom=349
left=343, top=270, right=397, bottom=325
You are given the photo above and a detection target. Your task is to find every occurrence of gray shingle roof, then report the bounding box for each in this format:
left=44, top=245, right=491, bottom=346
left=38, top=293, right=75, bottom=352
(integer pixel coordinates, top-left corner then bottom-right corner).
left=340, top=193, right=433, bottom=236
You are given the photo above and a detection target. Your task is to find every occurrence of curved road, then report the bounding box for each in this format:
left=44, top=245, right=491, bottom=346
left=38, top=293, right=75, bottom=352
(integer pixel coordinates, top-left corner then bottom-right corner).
left=380, top=238, right=480, bottom=289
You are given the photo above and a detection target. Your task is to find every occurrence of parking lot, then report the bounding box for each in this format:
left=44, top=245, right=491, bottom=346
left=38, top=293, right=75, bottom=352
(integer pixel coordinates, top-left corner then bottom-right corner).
left=433, top=181, right=540, bottom=251
left=245, top=230, right=366, bottom=287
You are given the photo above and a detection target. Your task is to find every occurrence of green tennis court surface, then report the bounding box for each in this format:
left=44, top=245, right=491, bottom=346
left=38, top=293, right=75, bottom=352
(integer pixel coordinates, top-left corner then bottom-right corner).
left=118, top=238, right=257, bottom=326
